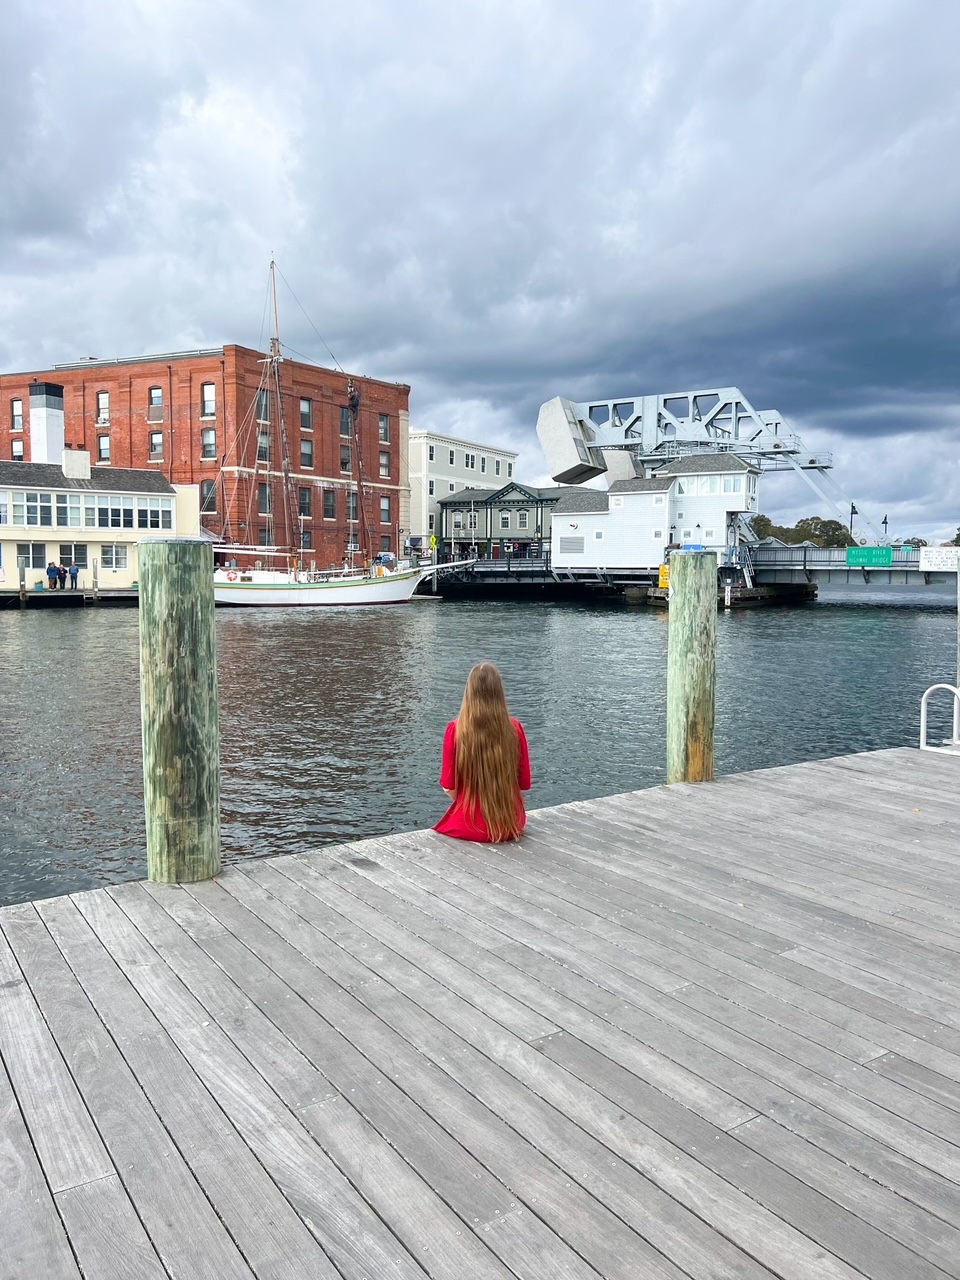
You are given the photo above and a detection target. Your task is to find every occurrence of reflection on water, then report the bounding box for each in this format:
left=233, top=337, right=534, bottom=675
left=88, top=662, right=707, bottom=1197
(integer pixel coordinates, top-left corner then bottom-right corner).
left=1, top=595, right=956, bottom=905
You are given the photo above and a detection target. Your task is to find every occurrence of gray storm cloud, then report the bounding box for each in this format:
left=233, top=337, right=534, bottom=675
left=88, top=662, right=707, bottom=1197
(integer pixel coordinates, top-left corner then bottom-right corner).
left=1, top=0, right=958, bottom=538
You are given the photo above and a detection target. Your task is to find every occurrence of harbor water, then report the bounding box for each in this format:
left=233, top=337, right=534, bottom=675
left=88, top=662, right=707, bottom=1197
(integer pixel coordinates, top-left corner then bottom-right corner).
left=2, top=590, right=957, bottom=907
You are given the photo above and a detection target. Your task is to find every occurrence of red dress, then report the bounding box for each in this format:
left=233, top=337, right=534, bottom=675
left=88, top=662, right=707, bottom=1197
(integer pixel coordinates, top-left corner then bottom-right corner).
left=434, top=718, right=532, bottom=842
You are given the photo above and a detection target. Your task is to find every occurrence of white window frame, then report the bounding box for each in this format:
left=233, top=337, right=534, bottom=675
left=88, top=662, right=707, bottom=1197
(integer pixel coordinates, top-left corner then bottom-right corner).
left=200, top=382, right=216, bottom=418
left=500, top=510, right=510, bottom=530
left=100, top=543, right=129, bottom=570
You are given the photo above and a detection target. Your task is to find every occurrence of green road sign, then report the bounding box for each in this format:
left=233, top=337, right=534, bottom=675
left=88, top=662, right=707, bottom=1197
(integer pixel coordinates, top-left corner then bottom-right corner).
left=846, top=546, right=893, bottom=567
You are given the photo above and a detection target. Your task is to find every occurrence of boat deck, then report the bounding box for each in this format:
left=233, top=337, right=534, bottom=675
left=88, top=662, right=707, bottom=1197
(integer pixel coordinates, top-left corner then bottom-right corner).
left=2, top=746, right=959, bottom=1279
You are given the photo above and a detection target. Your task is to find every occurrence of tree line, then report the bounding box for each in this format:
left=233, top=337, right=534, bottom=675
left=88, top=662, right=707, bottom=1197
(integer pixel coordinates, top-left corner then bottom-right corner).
left=752, top=515, right=960, bottom=549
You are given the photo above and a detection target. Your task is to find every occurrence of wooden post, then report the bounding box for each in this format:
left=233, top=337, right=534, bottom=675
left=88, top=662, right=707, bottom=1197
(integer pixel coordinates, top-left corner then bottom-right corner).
left=667, top=551, right=717, bottom=784
left=139, top=538, right=221, bottom=882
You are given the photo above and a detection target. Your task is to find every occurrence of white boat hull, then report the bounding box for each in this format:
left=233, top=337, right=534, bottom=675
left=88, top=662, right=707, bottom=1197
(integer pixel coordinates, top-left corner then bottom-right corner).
left=213, top=566, right=425, bottom=607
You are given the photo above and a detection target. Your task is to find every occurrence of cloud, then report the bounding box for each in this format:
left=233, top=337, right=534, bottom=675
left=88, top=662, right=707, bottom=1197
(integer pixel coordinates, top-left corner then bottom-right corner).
left=1, top=0, right=959, bottom=535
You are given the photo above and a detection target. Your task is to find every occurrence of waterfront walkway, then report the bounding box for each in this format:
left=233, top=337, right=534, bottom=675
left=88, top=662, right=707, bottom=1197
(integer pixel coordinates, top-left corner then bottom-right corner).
left=2, top=747, right=959, bottom=1279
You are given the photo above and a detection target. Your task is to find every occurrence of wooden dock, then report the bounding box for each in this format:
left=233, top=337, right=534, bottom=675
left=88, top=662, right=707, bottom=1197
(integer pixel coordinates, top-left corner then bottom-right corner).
left=2, top=746, right=959, bottom=1279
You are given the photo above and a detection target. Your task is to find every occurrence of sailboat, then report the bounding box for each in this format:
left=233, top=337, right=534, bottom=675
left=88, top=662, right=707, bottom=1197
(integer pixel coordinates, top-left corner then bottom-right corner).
left=211, top=264, right=470, bottom=606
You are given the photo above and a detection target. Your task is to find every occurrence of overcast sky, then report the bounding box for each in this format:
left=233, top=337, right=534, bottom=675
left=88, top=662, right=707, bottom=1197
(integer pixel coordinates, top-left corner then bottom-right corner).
left=2, top=0, right=958, bottom=539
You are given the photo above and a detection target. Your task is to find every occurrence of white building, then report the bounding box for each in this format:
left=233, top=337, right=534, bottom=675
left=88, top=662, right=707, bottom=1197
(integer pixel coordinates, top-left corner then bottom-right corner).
left=408, top=431, right=518, bottom=552
left=551, top=455, right=760, bottom=571
left=0, top=452, right=200, bottom=593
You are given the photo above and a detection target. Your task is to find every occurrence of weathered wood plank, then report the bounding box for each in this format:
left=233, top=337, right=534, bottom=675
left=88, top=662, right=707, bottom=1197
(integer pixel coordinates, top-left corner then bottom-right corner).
left=55, top=1176, right=168, bottom=1280
left=0, top=909, right=114, bottom=1195
left=0, top=1052, right=81, bottom=1280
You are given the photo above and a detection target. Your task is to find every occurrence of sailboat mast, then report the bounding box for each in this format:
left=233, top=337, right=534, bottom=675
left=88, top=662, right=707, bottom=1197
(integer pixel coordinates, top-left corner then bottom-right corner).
left=267, top=260, right=298, bottom=556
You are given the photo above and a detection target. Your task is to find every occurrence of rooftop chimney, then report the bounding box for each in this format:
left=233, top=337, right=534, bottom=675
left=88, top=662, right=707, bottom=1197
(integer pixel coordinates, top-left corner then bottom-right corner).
left=62, top=448, right=91, bottom=480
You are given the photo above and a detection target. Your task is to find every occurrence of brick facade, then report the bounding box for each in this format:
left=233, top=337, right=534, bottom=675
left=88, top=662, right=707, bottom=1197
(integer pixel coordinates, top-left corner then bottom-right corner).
left=1, top=345, right=410, bottom=566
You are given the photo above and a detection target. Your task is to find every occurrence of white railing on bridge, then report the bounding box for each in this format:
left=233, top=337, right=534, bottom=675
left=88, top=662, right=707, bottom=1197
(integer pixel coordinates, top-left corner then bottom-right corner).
left=749, top=545, right=921, bottom=569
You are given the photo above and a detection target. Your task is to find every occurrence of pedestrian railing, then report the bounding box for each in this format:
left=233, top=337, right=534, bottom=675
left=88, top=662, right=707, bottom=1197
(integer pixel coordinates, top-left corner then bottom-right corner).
left=919, top=684, right=960, bottom=755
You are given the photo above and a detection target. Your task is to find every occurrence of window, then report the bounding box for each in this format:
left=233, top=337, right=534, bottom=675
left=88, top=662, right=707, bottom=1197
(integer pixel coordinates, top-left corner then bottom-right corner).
left=378, top=413, right=390, bottom=442
left=340, top=445, right=352, bottom=472
left=301, top=530, right=313, bottom=549
left=258, top=526, right=271, bottom=546
left=256, top=389, right=271, bottom=423
left=101, top=544, right=128, bottom=570
left=200, top=383, right=216, bottom=417
left=135, top=498, right=172, bottom=530
left=507, top=463, right=513, bottom=478
left=379, top=451, right=390, bottom=478
left=257, top=430, right=271, bottom=463
left=518, top=510, right=529, bottom=530
left=481, top=457, right=486, bottom=473
left=56, top=494, right=82, bottom=527
left=464, top=453, right=476, bottom=470
left=0, top=493, right=7, bottom=524
left=149, top=431, right=163, bottom=460
left=300, top=438, right=314, bottom=468
left=495, top=459, right=501, bottom=476
left=500, top=510, right=510, bottom=529
left=747, top=474, right=757, bottom=493
left=468, top=512, right=478, bottom=530
left=298, top=487, right=312, bottom=517
left=448, top=449, right=455, bottom=465
left=380, top=535, right=391, bottom=552
left=654, top=495, right=664, bottom=506
left=722, top=475, right=743, bottom=494
left=682, top=529, right=693, bottom=540
left=428, top=513, right=435, bottom=531
left=340, top=406, right=352, bottom=437
left=258, top=483, right=272, bottom=514
left=594, top=530, right=604, bottom=540
left=453, top=512, right=464, bottom=530
left=448, top=482, right=455, bottom=492
left=300, top=398, right=313, bottom=430
left=323, top=490, right=336, bottom=519
left=96, top=495, right=135, bottom=528
left=17, top=543, right=46, bottom=568
left=96, top=391, right=109, bottom=424
left=428, top=480, right=435, bottom=496
left=201, top=427, right=217, bottom=459
left=653, top=529, right=664, bottom=539
left=704, top=528, right=716, bottom=540
left=59, top=543, right=88, bottom=568
left=200, top=480, right=217, bottom=513
left=428, top=445, right=435, bottom=461
left=11, top=399, right=24, bottom=431
left=147, top=387, right=163, bottom=421
left=12, top=439, right=24, bottom=461
left=348, top=491, right=359, bottom=522
left=20, top=492, right=54, bottom=526
left=97, top=436, right=111, bottom=462
left=380, top=496, right=391, bottom=523
left=676, top=479, right=688, bottom=495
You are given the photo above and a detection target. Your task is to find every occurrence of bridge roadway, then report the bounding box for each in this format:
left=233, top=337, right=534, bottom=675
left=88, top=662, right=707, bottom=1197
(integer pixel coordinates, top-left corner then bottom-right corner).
left=428, top=546, right=958, bottom=597
left=2, top=746, right=959, bottom=1279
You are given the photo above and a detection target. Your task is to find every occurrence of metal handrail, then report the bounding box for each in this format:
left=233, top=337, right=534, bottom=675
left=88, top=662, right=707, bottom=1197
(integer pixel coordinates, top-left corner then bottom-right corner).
left=919, top=684, right=960, bottom=754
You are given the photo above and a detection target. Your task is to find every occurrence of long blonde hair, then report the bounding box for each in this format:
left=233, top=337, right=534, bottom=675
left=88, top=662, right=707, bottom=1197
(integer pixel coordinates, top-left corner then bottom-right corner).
left=455, top=662, right=522, bottom=841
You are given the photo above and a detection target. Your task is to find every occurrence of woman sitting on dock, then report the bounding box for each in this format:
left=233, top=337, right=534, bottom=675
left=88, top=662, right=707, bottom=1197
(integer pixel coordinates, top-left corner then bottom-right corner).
left=435, top=662, right=532, bottom=843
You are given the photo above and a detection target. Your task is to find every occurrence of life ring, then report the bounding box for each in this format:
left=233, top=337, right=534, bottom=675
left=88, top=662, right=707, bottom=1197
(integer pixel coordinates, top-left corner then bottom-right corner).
left=225, top=570, right=239, bottom=581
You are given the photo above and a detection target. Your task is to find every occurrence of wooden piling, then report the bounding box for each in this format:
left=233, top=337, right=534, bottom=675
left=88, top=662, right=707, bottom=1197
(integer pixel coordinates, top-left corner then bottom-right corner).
left=667, top=551, right=717, bottom=784
left=139, top=539, right=221, bottom=882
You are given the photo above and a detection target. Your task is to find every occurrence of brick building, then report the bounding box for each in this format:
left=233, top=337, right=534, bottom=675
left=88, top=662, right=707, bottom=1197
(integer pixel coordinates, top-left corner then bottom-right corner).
left=0, top=346, right=411, bottom=565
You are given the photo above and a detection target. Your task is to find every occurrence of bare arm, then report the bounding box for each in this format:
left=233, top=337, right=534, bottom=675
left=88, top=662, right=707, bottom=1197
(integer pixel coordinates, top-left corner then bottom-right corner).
left=442, top=787, right=456, bottom=799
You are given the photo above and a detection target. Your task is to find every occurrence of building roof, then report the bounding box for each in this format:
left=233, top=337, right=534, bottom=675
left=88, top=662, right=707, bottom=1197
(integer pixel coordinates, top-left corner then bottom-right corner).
left=653, top=454, right=758, bottom=475
left=438, top=482, right=563, bottom=506
left=551, top=487, right=610, bottom=514
left=608, top=477, right=674, bottom=493
left=0, top=462, right=177, bottom=494
left=410, top=430, right=518, bottom=459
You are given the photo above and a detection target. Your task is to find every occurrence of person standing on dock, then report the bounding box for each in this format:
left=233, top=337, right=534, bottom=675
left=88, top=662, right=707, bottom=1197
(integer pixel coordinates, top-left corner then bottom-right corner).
left=435, top=662, right=532, bottom=842
left=46, top=561, right=59, bottom=590
left=69, top=561, right=80, bottom=589
left=57, top=563, right=67, bottom=590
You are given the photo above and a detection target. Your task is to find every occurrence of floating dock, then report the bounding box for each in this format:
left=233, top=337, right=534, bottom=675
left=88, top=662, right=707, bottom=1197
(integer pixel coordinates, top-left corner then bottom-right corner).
left=2, top=746, right=959, bottom=1279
